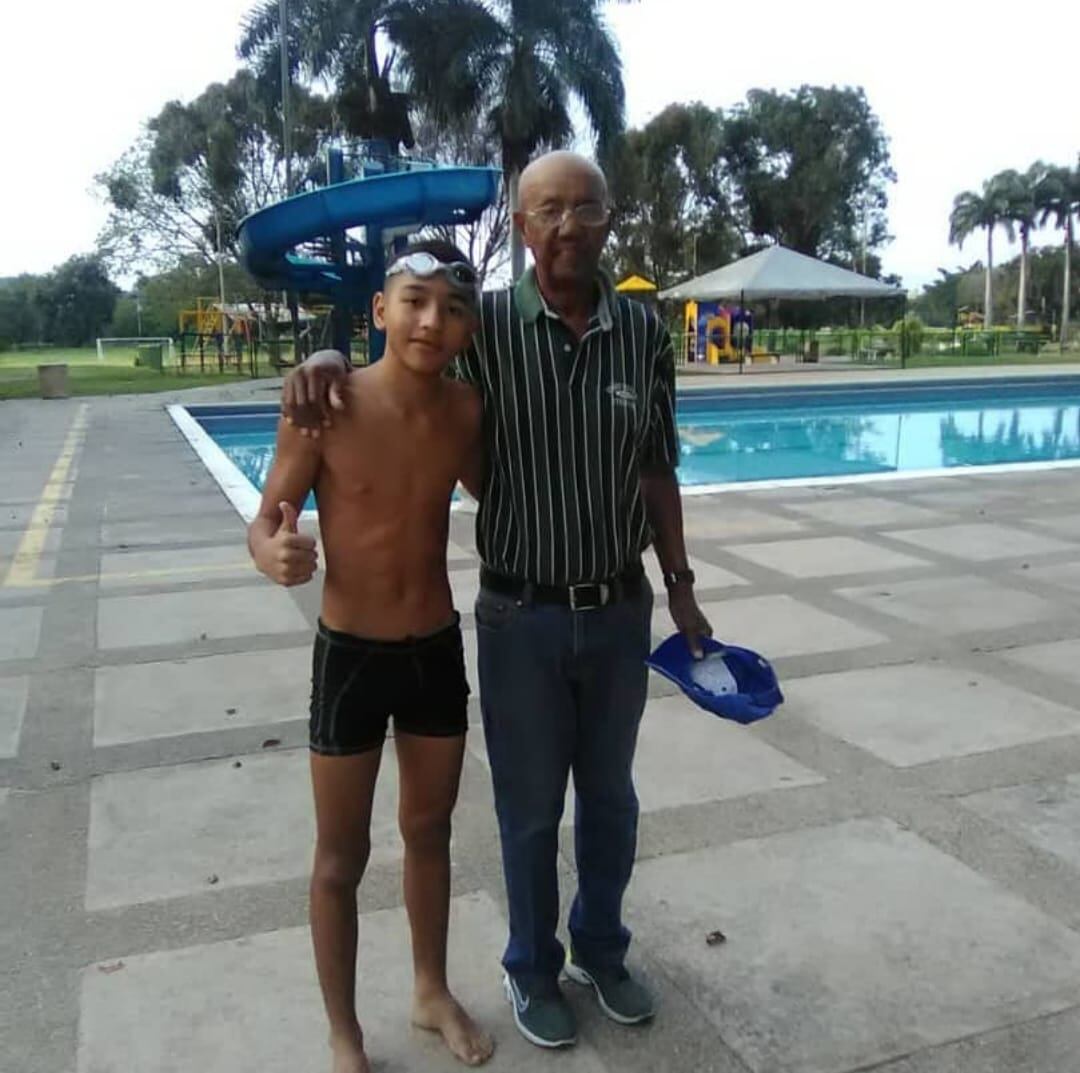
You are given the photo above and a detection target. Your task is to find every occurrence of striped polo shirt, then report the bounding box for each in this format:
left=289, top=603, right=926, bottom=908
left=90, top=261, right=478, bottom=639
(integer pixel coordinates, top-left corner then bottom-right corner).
left=453, top=267, right=679, bottom=586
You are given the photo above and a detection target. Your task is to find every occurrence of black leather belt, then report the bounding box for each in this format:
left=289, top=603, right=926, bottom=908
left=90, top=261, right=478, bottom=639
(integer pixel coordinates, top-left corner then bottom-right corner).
left=480, top=563, right=645, bottom=611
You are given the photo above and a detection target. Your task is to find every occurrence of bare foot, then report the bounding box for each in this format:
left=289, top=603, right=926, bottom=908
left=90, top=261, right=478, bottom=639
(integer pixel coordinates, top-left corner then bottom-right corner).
left=412, top=990, right=494, bottom=1066
left=330, top=1030, right=371, bottom=1073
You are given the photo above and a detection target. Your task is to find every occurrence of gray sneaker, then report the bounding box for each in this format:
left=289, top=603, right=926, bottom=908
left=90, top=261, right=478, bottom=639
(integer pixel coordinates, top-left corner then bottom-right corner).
left=564, top=958, right=655, bottom=1025
left=503, top=972, right=578, bottom=1048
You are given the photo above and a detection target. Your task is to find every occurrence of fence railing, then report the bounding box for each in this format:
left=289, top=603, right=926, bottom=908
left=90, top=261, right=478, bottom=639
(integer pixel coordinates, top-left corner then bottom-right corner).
left=671, top=326, right=1061, bottom=369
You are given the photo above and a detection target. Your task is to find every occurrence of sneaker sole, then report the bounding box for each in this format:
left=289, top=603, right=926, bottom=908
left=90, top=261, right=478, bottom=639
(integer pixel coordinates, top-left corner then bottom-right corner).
left=563, top=962, right=654, bottom=1025
left=503, top=974, right=577, bottom=1048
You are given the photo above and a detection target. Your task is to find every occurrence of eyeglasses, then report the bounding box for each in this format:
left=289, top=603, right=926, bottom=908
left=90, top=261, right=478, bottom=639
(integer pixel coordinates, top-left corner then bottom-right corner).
left=523, top=203, right=610, bottom=231
left=385, top=252, right=480, bottom=297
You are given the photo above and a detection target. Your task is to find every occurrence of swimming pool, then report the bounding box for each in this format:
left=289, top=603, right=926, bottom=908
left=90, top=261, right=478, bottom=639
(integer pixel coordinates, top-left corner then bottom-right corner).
left=169, top=375, right=1080, bottom=519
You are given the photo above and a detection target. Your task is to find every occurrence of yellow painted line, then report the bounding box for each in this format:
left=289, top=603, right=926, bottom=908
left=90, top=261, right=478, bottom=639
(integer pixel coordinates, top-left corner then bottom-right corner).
left=5, top=560, right=256, bottom=591
left=2, top=405, right=89, bottom=588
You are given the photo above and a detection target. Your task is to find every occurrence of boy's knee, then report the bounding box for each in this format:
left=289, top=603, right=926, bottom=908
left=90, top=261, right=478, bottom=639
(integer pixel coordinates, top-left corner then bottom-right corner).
left=399, top=807, right=452, bottom=852
left=312, top=842, right=370, bottom=890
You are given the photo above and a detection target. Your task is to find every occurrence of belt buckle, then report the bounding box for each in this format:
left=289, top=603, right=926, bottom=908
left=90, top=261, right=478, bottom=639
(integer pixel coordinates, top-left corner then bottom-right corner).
left=569, top=582, right=608, bottom=612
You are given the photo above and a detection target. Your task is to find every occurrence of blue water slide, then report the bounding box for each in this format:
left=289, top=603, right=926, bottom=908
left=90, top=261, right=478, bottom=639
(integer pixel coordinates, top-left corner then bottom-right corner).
left=237, top=166, right=500, bottom=294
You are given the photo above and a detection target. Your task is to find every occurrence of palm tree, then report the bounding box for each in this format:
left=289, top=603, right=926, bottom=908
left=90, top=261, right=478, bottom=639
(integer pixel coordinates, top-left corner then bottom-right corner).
left=949, top=176, right=1014, bottom=328
left=239, top=1, right=416, bottom=152
left=386, top=0, right=626, bottom=279
left=1036, top=161, right=1080, bottom=348
left=998, top=163, right=1047, bottom=328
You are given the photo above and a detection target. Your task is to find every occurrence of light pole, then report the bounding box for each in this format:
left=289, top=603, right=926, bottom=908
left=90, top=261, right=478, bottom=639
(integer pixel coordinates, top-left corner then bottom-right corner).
left=279, top=0, right=300, bottom=362
left=279, top=0, right=292, bottom=194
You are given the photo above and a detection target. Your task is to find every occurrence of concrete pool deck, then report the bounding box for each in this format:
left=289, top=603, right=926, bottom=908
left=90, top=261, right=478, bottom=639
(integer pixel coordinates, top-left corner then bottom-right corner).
left=7, top=376, right=1080, bottom=1072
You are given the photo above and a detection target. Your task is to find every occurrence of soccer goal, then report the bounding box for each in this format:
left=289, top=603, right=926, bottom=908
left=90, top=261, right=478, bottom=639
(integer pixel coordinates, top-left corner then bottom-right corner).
left=95, top=337, right=176, bottom=365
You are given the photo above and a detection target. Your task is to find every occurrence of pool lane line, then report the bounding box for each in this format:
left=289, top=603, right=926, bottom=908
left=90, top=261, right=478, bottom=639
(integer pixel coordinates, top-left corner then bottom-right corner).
left=2, top=404, right=90, bottom=588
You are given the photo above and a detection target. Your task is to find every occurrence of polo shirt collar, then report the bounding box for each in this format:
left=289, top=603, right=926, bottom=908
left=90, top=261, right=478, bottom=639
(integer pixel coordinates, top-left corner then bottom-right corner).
left=515, top=266, right=616, bottom=332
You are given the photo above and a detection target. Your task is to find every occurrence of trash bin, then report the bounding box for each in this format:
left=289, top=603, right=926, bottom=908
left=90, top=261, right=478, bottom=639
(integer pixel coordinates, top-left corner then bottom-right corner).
left=136, top=343, right=164, bottom=371
left=803, top=340, right=819, bottom=363
left=37, top=364, right=70, bottom=399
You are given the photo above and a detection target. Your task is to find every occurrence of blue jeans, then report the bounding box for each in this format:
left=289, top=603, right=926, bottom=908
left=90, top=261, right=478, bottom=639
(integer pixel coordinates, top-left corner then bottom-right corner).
left=475, top=580, right=653, bottom=988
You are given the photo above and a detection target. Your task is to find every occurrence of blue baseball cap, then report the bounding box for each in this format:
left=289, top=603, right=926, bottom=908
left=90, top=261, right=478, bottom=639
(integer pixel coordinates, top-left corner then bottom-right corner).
left=646, top=634, right=784, bottom=724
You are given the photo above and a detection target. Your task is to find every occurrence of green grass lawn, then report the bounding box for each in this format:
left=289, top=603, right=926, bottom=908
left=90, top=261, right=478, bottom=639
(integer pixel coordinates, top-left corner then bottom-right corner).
left=0, top=347, right=262, bottom=400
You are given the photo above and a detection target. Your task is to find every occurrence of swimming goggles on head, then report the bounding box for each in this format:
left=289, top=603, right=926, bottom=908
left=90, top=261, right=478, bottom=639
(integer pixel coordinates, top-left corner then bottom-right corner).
left=385, top=252, right=479, bottom=300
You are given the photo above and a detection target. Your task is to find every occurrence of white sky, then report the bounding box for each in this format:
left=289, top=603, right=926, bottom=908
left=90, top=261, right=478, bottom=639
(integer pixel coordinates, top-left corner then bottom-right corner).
left=2, top=0, right=1077, bottom=290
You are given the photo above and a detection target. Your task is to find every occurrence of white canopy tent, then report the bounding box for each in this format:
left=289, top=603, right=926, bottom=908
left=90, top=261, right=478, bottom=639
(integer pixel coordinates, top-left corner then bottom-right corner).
left=658, top=244, right=904, bottom=302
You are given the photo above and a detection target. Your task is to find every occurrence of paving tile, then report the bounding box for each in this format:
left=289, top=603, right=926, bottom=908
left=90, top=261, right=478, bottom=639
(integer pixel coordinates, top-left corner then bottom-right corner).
left=644, top=554, right=747, bottom=591
left=887, top=523, right=1073, bottom=561
left=0, top=526, right=62, bottom=558
left=963, top=774, right=1080, bottom=872
left=1002, top=638, right=1080, bottom=687
left=86, top=748, right=400, bottom=909
left=726, top=535, right=928, bottom=578
left=450, top=567, right=481, bottom=612
left=93, top=648, right=311, bottom=746
left=0, top=606, right=43, bottom=661
left=101, top=517, right=242, bottom=548
left=461, top=627, right=478, bottom=694
left=634, top=694, right=823, bottom=809
left=98, top=545, right=256, bottom=590
left=655, top=594, right=887, bottom=658
left=789, top=663, right=1080, bottom=767
left=447, top=540, right=476, bottom=563
left=97, top=586, right=309, bottom=649
left=837, top=576, right=1057, bottom=633
left=782, top=495, right=943, bottom=528
left=1023, top=561, right=1080, bottom=593
left=907, top=487, right=1018, bottom=511
left=683, top=505, right=806, bottom=540
left=627, top=817, right=1080, bottom=1073
left=0, top=675, right=29, bottom=757
left=78, top=892, right=607, bottom=1073
left=1025, top=513, right=1080, bottom=541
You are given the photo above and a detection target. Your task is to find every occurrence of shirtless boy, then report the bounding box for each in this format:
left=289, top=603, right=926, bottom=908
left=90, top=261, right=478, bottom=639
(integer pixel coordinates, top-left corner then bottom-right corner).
left=248, top=241, right=492, bottom=1072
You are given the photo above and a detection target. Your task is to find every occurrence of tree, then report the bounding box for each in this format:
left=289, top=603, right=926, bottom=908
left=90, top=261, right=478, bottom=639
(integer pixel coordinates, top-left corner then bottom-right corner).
left=239, top=0, right=416, bottom=150
left=949, top=175, right=1014, bottom=329
left=34, top=256, right=118, bottom=346
left=1036, top=161, right=1080, bottom=347
left=720, top=85, right=895, bottom=262
left=996, top=163, right=1046, bottom=327
left=604, top=103, right=738, bottom=289
left=387, top=0, right=626, bottom=279
left=96, top=70, right=332, bottom=274
left=0, top=275, right=46, bottom=348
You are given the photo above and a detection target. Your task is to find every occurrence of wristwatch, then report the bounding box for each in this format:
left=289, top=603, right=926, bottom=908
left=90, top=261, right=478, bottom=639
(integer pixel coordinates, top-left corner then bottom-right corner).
left=663, top=568, right=695, bottom=589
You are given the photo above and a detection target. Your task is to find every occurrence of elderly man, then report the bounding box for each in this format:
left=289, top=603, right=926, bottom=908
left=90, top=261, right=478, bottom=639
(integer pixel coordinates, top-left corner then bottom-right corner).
left=282, top=150, right=711, bottom=1050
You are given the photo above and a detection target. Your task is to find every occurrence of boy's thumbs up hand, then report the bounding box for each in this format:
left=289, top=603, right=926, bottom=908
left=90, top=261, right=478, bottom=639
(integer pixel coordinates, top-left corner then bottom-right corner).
left=277, top=501, right=299, bottom=535
left=257, top=501, right=318, bottom=586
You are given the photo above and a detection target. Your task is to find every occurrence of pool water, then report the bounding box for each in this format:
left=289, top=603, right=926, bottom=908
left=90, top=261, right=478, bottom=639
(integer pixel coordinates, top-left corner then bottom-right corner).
left=187, top=377, right=1080, bottom=499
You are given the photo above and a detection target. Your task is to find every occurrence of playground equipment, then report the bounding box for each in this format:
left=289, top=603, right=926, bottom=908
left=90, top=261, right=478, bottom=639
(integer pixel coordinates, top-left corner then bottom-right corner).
left=682, top=301, right=754, bottom=363
left=176, top=299, right=326, bottom=372
left=237, top=145, right=500, bottom=361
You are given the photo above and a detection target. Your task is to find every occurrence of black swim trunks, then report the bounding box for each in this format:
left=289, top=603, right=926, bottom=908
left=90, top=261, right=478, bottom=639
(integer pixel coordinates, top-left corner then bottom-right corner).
left=309, top=615, right=470, bottom=756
